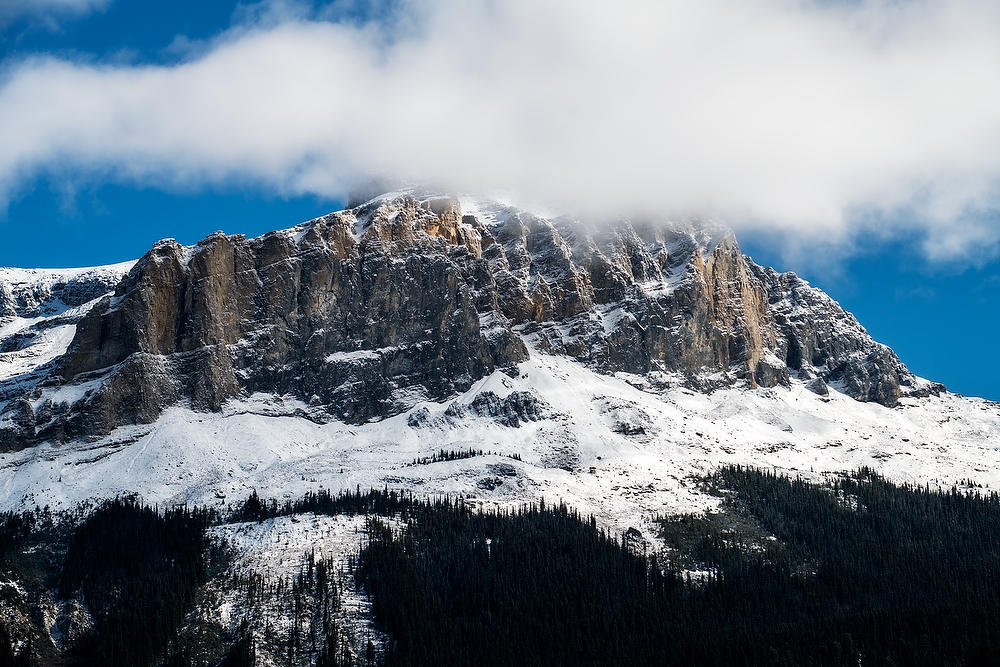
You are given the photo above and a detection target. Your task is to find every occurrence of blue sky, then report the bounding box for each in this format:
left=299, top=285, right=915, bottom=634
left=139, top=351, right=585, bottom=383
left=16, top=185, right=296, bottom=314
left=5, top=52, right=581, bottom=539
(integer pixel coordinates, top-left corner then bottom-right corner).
left=1, top=0, right=999, bottom=400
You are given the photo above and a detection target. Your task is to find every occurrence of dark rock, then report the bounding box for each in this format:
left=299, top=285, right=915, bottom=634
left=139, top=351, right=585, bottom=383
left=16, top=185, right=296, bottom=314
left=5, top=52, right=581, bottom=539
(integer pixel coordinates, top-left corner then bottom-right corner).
left=446, top=390, right=548, bottom=427
left=487, top=463, right=518, bottom=477
left=754, top=356, right=790, bottom=388
left=477, top=477, right=504, bottom=491
left=407, top=406, right=433, bottom=428
left=806, top=377, right=830, bottom=396
left=614, top=422, right=646, bottom=436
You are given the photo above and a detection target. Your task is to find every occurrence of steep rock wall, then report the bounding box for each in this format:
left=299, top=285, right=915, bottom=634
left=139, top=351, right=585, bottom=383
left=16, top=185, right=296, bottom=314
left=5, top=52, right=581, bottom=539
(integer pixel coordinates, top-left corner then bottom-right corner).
left=0, top=192, right=937, bottom=448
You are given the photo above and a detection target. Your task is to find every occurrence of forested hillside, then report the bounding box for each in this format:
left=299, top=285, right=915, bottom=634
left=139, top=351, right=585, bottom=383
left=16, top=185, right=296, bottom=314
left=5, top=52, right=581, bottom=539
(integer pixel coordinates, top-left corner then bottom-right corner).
left=2, top=468, right=1000, bottom=665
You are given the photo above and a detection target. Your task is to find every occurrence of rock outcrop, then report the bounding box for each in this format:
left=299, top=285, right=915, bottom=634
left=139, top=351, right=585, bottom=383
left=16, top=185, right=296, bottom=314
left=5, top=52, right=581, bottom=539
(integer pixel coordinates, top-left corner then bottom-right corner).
left=0, top=191, right=940, bottom=449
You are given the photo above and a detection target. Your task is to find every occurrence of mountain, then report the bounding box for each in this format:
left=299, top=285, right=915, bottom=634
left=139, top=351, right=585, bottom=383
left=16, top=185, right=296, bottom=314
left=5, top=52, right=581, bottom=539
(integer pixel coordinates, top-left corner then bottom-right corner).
left=3, top=190, right=1000, bottom=665
left=1, top=191, right=939, bottom=444
left=0, top=189, right=995, bottom=523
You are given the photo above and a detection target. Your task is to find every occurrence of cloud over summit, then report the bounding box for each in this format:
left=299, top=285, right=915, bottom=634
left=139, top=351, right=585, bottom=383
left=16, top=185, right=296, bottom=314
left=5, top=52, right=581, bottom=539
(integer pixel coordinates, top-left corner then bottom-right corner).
left=1, top=0, right=999, bottom=259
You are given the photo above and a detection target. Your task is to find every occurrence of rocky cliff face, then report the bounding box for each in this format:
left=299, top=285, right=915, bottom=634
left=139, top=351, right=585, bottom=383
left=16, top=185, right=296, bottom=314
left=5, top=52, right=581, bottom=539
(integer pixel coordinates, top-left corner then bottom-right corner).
left=0, top=192, right=939, bottom=449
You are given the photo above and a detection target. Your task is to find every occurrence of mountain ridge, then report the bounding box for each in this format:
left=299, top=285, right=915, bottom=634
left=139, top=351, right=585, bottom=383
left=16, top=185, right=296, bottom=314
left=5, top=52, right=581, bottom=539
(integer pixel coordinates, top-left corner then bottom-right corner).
left=0, top=190, right=942, bottom=451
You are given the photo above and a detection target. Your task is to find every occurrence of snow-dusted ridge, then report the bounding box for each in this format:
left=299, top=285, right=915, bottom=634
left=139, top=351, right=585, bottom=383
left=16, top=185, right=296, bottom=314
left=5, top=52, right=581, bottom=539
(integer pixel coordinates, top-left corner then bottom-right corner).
left=0, top=261, right=135, bottom=408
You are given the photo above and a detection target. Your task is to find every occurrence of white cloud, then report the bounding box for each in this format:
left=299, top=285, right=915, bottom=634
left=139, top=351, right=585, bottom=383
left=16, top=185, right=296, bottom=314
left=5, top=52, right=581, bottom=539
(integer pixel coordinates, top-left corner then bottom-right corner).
left=0, top=0, right=999, bottom=260
left=0, top=0, right=110, bottom=27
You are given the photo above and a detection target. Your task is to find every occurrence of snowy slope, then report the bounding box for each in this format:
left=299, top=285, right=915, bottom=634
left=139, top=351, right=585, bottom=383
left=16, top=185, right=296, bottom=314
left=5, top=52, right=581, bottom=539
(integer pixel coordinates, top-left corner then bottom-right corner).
left=1, top=343, right=997, bottom=541
left=0, top=262, right=135, bottom=409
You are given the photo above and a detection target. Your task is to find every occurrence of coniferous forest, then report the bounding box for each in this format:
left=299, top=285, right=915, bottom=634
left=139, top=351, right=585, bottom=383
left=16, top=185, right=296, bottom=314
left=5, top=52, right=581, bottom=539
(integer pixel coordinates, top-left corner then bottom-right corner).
left=58, top=499, right=221, bottom=666
left=1, top=467, right=1000, bottom=665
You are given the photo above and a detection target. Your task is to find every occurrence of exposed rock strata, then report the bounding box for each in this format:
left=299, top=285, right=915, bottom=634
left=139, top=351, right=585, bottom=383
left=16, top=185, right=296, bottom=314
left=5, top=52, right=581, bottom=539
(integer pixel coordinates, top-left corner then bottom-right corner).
left=0, top=192, right=940, bottom=448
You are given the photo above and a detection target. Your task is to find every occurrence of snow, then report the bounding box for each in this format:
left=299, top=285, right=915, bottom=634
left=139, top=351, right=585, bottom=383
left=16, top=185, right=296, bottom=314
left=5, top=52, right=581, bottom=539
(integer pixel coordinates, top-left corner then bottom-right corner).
left=0, top=321, right=77, bottom=382
left=2, top=347, right=1000, bottom=547
left=289, top=222, right=314, bottom=246
left=325, top=348, right=392, bottom=364
left=353, top=209, right=374, bottom=239
left=595, top=303, right=637, bottom=335
left=636, top=270, right=689, bottom=297
left=459, top=192, right=560, bottom=222
left=0, top=261, right=135, bottom=288
left=205, top=514, right=393, bottom=663
left=30, top=376, right=105, bottom=410
left=178, top=242, right=200, bottom=267
left=1, top=262, right=134, bottom=409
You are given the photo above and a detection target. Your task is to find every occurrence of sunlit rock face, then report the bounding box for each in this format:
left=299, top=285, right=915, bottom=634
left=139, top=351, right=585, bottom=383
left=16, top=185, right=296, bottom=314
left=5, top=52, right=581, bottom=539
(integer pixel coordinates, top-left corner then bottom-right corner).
left=0, top=190, right=937, bottom=448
